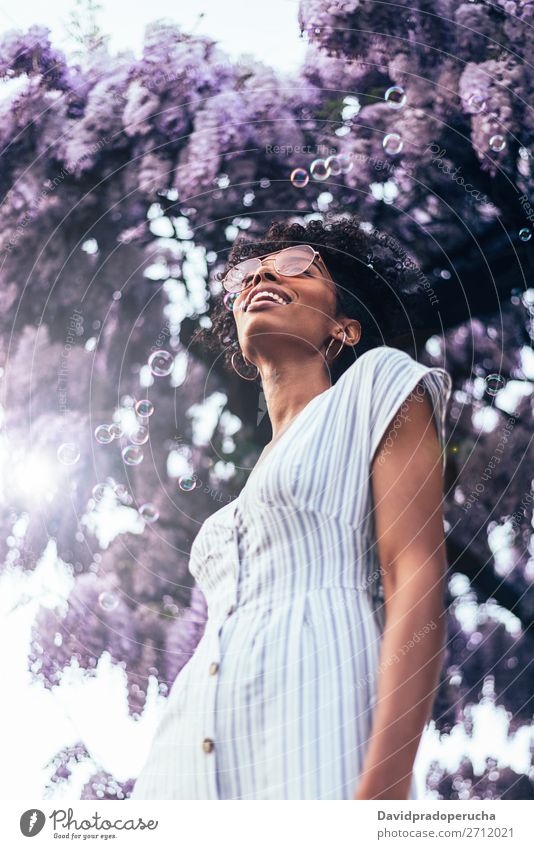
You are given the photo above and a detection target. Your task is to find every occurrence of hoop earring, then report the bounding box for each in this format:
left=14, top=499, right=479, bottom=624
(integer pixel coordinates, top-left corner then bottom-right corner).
left=231, top=349, right=260, bottom=380
left=325, top=329, right=347, bottom=361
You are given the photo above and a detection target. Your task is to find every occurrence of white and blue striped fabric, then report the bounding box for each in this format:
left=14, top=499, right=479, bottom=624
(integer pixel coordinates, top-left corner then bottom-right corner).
left=131, top=345, right=452, bottom=800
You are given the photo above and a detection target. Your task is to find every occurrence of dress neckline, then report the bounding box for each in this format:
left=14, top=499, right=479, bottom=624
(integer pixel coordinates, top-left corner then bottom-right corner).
left=233, top=355, right=365, bottom=509
left=245, top=381, right=337, bottom=484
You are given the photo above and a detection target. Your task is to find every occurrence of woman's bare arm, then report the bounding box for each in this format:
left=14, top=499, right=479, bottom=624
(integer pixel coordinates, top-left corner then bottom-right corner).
left=353, top=385, right=448, bottom=800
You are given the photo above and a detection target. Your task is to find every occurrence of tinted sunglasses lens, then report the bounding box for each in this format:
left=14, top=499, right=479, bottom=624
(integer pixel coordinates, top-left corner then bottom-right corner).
left=275, top=245, right=315, bottom=275
left=223, top=258, right=260, bottom=292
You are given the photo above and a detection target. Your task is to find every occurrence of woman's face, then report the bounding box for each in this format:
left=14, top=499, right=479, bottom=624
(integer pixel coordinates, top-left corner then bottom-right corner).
left=231, top=248, right=346, bottom=369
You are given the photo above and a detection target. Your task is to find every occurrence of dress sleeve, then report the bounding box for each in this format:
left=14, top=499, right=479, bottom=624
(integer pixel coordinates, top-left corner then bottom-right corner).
left=367, top=346, right=452, bottom=473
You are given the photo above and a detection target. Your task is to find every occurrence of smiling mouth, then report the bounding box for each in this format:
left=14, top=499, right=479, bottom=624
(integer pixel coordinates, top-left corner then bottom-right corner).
left=247, top=299, right=289, bottom=312
left=244, top=291, right=292, bottom=311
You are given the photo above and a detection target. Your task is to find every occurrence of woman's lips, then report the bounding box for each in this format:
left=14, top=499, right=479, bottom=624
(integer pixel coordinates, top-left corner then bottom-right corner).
left=245, top=299, right=290, bottom=312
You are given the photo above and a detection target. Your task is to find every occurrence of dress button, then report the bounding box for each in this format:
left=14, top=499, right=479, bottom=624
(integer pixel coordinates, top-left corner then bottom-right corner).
left=209, top=661, right=219, bottom=675
left=202, top=737, right=215, bottom=753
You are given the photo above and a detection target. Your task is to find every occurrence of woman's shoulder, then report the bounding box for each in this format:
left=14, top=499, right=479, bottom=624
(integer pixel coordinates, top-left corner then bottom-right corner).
left=336, top=344, right=417, bottom=388
left=334, top=344, right=452, bottom=426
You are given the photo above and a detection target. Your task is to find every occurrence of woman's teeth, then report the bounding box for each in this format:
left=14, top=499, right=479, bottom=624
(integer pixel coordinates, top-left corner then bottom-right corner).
left=247, top=291, right=290, bottom=309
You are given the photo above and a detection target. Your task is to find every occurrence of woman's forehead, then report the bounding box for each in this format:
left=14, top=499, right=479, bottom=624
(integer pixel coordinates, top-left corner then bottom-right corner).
left=262, top=249, right=283, bottom=261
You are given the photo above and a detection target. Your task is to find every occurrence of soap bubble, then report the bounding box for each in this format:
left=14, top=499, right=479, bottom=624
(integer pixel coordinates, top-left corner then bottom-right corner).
left=385, top=86, right=406, bottom=109
left=485, top=374, right=505, bottom=396
left=290, top=168, right=309, bottom=188
left=310, top=159, right=331, bottom=181
left=383, top=133, right=404, bottom=155
left=148, top=350, right=174, bottom=377
left=130, top=425, right=149, bottom=445
left=139, top=503, right=160, bottom=523
left=122, top=445, right=144, bottom=465
left=324, top=156, right=342, bottom=176
left=223, top=292, right=239, bottom=312
left=92, top=483, right=108, bottom=501
left=57, top=443, right=80, bottom=465
left=94, top=425, right=113, bottom=444
left=134, top=399, right=154, bottom=418
left=178, top=474, right=199, bottom=492
left=113, top=483, right=132, bottom=503
left=108, top=423, right=123, bottom=439
left=98, top=591, right=118, bottom=611
left=489, top=135, right=506, bottom=152
left=467, top=92, right=486, bottom=113
left=337, top=153, right=353, bottom=174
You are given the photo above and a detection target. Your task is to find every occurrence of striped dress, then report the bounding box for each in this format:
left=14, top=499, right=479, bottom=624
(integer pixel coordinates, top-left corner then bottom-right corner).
left=131, top=345, right=452, bottom=800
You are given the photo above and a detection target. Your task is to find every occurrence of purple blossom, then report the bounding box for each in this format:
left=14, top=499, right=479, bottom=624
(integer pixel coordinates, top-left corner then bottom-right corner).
left=0, top=8, right=531, bottom=801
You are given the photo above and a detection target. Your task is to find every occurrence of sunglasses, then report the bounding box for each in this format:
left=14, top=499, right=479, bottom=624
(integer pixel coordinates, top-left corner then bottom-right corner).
left=222, top=244, right=330, bottom=293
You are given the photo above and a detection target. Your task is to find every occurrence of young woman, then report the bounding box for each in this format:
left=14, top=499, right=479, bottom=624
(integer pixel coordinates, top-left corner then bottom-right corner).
left=131, top=216, right=452, bottom=800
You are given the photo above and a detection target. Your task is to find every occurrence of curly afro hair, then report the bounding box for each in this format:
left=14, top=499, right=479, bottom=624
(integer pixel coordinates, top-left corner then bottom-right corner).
left=197, top=214, right=428, bottom=385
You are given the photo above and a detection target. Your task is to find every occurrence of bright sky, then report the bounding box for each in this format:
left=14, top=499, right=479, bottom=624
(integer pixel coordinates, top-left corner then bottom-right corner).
left=0, top=0, right=308, bottom=71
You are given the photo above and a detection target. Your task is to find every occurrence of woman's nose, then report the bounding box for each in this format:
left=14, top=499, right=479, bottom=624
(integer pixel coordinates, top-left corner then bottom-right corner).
left=250, top=266, right=278, bottom=285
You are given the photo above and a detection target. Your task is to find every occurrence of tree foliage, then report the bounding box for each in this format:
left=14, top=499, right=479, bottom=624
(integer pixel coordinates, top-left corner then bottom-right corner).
left=0, top=3, right=532, bottom=799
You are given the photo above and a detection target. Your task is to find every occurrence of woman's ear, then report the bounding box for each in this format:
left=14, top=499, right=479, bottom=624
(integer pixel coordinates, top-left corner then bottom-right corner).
left=344, top=319, right=361, bottom=347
